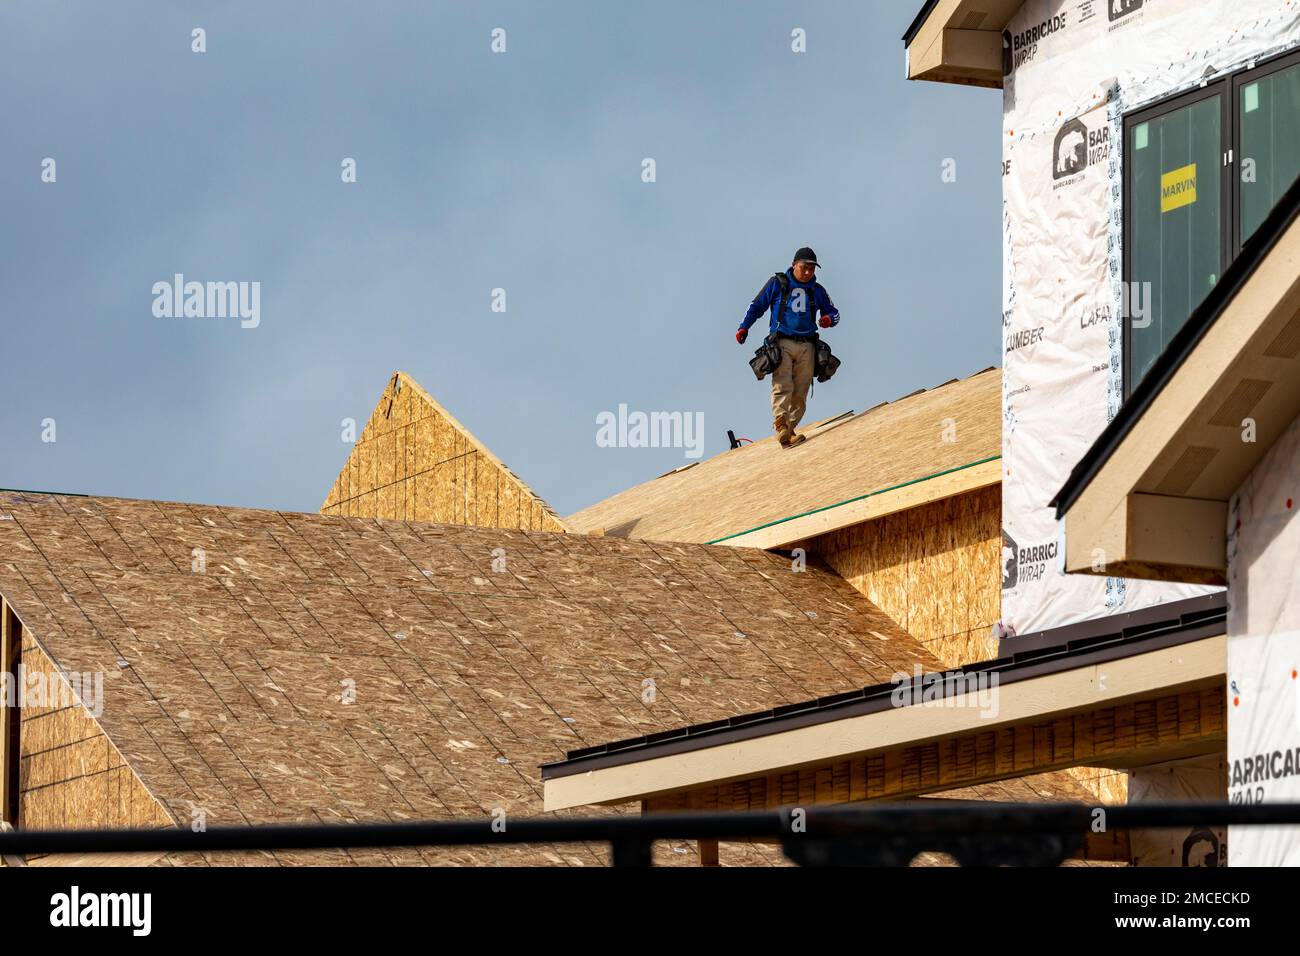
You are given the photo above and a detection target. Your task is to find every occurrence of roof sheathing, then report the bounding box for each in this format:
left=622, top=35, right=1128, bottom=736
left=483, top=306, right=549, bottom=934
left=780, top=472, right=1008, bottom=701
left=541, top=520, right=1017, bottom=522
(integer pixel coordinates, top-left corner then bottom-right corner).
left=566, top=368, right=1001, bottom=545
left=0, top=490, right=939, bottom=865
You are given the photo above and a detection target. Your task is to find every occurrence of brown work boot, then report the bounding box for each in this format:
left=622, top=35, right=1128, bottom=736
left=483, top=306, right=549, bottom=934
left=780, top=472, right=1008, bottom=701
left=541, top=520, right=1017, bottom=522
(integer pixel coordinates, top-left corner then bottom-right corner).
left=774, top=416, right=793, bottom=446
left=783, top=432, right=807, bottom=449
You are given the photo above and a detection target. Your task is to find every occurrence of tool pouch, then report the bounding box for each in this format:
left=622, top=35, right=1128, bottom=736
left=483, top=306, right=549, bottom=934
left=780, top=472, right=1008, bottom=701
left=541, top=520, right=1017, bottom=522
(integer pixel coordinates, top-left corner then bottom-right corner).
left=749, top=334, right=782, bottom=380
left=814, top=336, right=841, bottom=383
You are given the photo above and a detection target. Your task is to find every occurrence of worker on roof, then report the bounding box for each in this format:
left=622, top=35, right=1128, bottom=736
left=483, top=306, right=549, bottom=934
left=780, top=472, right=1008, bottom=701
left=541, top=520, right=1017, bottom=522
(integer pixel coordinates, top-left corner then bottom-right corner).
left=736, top=247, right=840, bottom=449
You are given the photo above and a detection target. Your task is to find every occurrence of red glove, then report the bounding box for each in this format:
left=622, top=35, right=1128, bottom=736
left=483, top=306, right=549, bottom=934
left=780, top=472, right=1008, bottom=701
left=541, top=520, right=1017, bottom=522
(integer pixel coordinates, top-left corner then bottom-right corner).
left=819, top=315, right=833, bottom=328
left=736, top=328, right=748, bottom=344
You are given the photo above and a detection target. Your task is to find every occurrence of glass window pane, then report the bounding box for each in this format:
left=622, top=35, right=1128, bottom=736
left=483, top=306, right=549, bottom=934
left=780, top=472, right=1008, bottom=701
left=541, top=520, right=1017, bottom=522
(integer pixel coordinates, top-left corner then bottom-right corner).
left=1241, top=62, right=1300, bottom=243
left=1128, top=95, right=1222, bottom=389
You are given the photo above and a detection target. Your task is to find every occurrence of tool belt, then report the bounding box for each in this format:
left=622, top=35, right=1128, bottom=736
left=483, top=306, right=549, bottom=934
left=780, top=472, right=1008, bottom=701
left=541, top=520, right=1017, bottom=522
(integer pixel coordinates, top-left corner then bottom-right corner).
left=749, top=333, right=841, bottom=383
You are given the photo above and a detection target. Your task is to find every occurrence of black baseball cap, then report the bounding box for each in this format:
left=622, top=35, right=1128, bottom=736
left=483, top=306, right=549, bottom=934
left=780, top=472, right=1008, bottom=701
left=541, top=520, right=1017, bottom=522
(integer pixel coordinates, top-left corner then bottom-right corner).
left=793, top=246, right=820, bottom=268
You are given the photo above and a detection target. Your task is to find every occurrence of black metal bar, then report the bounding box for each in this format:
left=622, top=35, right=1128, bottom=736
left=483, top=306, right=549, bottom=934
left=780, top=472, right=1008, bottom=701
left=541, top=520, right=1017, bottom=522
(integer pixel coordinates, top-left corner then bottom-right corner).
left=1, top=802, right=1298, bottom=859
left=610, top=837, right=653, bottom=867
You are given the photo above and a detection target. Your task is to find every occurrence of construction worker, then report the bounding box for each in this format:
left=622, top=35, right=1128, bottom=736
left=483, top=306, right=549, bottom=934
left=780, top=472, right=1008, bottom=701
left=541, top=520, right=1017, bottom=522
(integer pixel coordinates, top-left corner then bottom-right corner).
left=736, top=247, right=840, bottom=448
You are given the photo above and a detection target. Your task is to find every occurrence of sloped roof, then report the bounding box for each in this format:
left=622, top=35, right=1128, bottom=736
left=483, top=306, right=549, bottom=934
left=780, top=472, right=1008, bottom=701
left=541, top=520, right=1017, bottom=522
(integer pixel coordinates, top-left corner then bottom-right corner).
left=566, top=367, right=1001, bottom=545
left=0, top=490, right=945, bottom=865
left=322, top=371, right=569, bottom=533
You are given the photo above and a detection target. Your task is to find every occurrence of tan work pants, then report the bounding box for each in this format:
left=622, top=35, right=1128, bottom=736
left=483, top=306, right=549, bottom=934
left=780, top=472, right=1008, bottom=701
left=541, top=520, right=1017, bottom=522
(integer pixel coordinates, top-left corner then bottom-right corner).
left=770, top=336, right=815, bottom=441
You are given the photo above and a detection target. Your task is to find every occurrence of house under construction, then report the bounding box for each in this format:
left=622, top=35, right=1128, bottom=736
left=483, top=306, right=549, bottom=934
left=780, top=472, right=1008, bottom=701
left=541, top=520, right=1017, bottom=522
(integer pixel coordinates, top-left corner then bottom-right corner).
left=2, top=366, right=1149, bottom=866
left=7, top=0, right=1299, bottom=867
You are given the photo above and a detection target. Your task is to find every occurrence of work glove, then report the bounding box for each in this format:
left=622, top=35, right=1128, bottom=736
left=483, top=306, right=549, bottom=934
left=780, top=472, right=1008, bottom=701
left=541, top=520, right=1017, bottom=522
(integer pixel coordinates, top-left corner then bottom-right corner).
left=819, top=315, right=833, bottom=329
left=736, top=328, right=748, bottom=345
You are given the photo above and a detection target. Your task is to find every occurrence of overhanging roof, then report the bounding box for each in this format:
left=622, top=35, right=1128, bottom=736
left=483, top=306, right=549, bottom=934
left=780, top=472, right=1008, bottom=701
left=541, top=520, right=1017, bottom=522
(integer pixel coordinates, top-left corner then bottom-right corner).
left=542, top=594, right=1226, bottom=809
left=902, top=1, right=943, bottom=46
left=902, top=0, right=1022, bottom=88
left=1052, top=175, right=1300, bottom=584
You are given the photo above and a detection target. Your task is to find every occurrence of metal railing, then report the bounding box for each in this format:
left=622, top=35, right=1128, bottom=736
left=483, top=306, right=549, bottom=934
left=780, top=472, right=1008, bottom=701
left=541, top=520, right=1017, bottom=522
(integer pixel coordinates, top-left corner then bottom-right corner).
left=3, top=802, right=1299, bottom=866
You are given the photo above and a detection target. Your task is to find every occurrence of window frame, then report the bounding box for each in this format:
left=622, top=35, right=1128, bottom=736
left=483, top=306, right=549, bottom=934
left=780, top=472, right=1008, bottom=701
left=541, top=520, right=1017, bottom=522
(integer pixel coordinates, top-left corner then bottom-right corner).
left=1121, top=79, right=1231, bottom=399
left=1122, top=46, right=1300, bottom=398
left=1231, top=46, right=1300, bottom=255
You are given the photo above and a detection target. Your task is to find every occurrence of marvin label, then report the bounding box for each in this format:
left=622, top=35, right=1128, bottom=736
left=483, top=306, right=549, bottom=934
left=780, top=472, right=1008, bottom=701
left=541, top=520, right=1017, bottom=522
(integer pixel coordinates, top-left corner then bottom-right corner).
left=1161, top=163, right=1197, bottom=213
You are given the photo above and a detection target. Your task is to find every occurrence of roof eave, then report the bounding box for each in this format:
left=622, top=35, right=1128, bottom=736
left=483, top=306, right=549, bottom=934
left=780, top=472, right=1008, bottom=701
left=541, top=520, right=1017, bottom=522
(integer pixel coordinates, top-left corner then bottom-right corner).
left=541, top=595, right=1227, bottom=809
left=544, top=630, right=1225, bottom=810
left=903, top=0, right=1021, bottom=89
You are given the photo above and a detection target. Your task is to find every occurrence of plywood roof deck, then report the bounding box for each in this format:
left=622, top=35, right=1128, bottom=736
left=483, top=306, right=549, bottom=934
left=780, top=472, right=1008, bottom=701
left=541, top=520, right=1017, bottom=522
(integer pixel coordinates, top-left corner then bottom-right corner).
left=567, top=368, right=1001, bottom=545
left=0, top=490, right=949, bottom=865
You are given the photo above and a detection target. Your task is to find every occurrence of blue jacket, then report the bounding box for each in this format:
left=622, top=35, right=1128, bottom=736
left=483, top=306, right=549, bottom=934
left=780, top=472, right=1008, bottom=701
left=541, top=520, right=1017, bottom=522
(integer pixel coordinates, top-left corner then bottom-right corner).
left=740, top=268, right=840, bottom=338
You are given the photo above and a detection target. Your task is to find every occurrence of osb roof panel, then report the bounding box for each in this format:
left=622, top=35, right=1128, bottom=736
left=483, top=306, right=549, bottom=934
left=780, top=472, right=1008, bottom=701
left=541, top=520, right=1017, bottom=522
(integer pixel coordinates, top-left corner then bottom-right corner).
left=0, top=490, right=940, bottom=866
left=322, top=370, right=569, bottom=531
left=566, top=367, right=1001, bottom=543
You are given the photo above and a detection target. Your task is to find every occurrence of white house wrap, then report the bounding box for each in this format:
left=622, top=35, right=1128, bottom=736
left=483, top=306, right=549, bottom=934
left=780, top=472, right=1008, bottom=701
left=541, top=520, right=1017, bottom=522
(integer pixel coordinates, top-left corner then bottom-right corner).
left=1227, top=415, right=1300, bottom=866
left=1000, top=0, right=1300, bottom=634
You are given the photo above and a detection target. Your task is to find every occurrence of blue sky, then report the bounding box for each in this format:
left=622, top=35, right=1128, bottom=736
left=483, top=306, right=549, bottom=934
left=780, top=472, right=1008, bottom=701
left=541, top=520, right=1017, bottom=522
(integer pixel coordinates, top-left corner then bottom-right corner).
left=0, top=1, right=1002, bottom=516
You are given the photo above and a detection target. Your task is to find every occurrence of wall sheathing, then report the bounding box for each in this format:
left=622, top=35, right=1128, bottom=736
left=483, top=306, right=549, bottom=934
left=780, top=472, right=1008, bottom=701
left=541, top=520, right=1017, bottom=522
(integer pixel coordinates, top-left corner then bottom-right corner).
left=17, top=638, right=172, bottom=857
left=999, top=0, right=1300, bottom=634
left=322, top=373, right=568, bottom=532
left=807, top=486, right=1003, bottom=667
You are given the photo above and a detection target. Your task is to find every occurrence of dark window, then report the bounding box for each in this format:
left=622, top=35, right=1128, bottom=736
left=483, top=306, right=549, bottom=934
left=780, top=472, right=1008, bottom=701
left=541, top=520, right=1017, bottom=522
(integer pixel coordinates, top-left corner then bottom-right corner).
left=1123, top=48, right=1300, bottom=396
left=1126, top=87, right=1227, bottom=389
left=1238, top=54, right=1300, bottom=245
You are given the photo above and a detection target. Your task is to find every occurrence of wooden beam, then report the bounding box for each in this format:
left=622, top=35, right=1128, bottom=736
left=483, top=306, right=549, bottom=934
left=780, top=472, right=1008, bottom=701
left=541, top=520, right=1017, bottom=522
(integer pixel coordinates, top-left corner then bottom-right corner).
left=698, top=839, right=720, bottom=867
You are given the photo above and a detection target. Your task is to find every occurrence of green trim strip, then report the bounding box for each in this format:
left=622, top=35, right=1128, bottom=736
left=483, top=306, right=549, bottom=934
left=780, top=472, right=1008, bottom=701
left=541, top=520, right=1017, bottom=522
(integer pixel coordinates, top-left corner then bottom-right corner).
left=706, top=455, right=1002, bottom=545
left=0, top=487, right=89, bottom=498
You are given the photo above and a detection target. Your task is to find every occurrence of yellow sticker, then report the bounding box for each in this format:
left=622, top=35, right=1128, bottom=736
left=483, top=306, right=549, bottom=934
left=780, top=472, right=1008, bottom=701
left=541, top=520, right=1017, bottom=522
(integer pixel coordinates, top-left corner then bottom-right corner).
left=1161, top=163, right=1197, bottom=213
